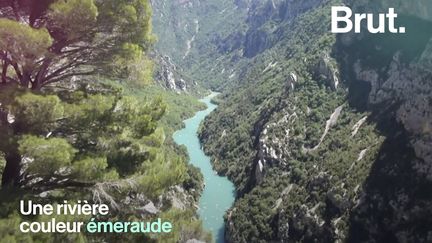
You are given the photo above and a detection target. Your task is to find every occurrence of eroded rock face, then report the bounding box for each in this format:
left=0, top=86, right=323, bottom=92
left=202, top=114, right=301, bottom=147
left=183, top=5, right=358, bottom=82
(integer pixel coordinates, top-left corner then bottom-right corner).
left=162, top=185, right=198, bottom=210
left=154, top=54, right=190, bottom=92
left=315, top=53, right=340, bottom=90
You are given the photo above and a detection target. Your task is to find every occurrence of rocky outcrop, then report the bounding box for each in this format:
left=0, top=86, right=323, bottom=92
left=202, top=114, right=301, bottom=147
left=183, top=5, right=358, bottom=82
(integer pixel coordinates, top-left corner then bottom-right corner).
left=287, top=72, right=297, bottom=90
left=351, top=116, right=368, bottom=137
left=162, top=185, right=198, bottom=210
left=154, top=54, right=190, bottom=92
left=303, top=105, right=343, bottom=152
left=139, top=201, right=159, bottom=215
left=315, top=53, right=340, bottom=90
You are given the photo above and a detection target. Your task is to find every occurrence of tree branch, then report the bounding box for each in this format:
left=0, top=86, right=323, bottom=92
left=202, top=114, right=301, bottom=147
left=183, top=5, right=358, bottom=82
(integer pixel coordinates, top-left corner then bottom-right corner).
left=43, top=70, right=95, bottom=86
left=10, top=61, right=22, bottom=80
left=33, top=58, right=52, bottom=89
left=43, top=58, right=86, bottom=82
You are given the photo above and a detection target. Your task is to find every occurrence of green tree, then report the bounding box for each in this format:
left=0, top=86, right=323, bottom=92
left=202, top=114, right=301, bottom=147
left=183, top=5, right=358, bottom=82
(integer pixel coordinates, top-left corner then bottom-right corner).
left=0, top=83, right=189, bottom=241
left=0, top=82, right=170, bottom=189
left=0, top=0, right=155, bottom=90
left=0, top=1, right=210, bottom=242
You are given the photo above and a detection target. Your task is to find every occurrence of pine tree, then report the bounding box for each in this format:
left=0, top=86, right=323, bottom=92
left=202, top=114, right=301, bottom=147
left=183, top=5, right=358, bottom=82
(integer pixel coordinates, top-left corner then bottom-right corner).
left=0, top=0, right=155, bottom=90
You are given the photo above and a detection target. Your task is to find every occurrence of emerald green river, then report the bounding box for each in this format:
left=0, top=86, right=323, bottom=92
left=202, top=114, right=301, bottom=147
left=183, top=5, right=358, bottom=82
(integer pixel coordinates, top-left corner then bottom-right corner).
left=173, top=93, right=235, bottom=243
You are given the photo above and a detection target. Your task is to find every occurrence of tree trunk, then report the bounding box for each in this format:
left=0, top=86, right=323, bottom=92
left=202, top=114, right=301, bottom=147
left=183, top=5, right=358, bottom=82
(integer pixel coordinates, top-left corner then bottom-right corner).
left=20, top=71, right=32, bottom=88
left=1, top=151, right=21, bottom=187
left=33, top=59, right=51, bottom=90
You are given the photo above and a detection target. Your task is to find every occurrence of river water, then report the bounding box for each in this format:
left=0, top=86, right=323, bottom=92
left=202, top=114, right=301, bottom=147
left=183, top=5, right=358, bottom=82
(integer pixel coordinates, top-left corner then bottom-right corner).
left=173, top=93, right=235, bottom=243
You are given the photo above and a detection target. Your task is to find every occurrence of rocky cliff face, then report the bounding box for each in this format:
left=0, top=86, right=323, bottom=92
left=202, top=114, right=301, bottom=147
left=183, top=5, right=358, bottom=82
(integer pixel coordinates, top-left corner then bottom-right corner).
left=153, top=53, right=191, bottom=92
left=221, top=0, right=325, bottom=58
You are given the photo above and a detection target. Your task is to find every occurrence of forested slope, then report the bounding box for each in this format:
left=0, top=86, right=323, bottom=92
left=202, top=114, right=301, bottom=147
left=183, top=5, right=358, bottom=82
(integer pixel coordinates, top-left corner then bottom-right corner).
left=154, top=0, right=432, bottom=242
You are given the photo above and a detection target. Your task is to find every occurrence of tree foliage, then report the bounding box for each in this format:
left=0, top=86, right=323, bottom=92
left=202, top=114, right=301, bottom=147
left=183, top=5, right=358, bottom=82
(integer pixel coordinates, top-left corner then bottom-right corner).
left=0, top=0, right=211, bottom=242
left=0, top=0, right=155, bottom=89
left=0, top=81, right=206, bottom=242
